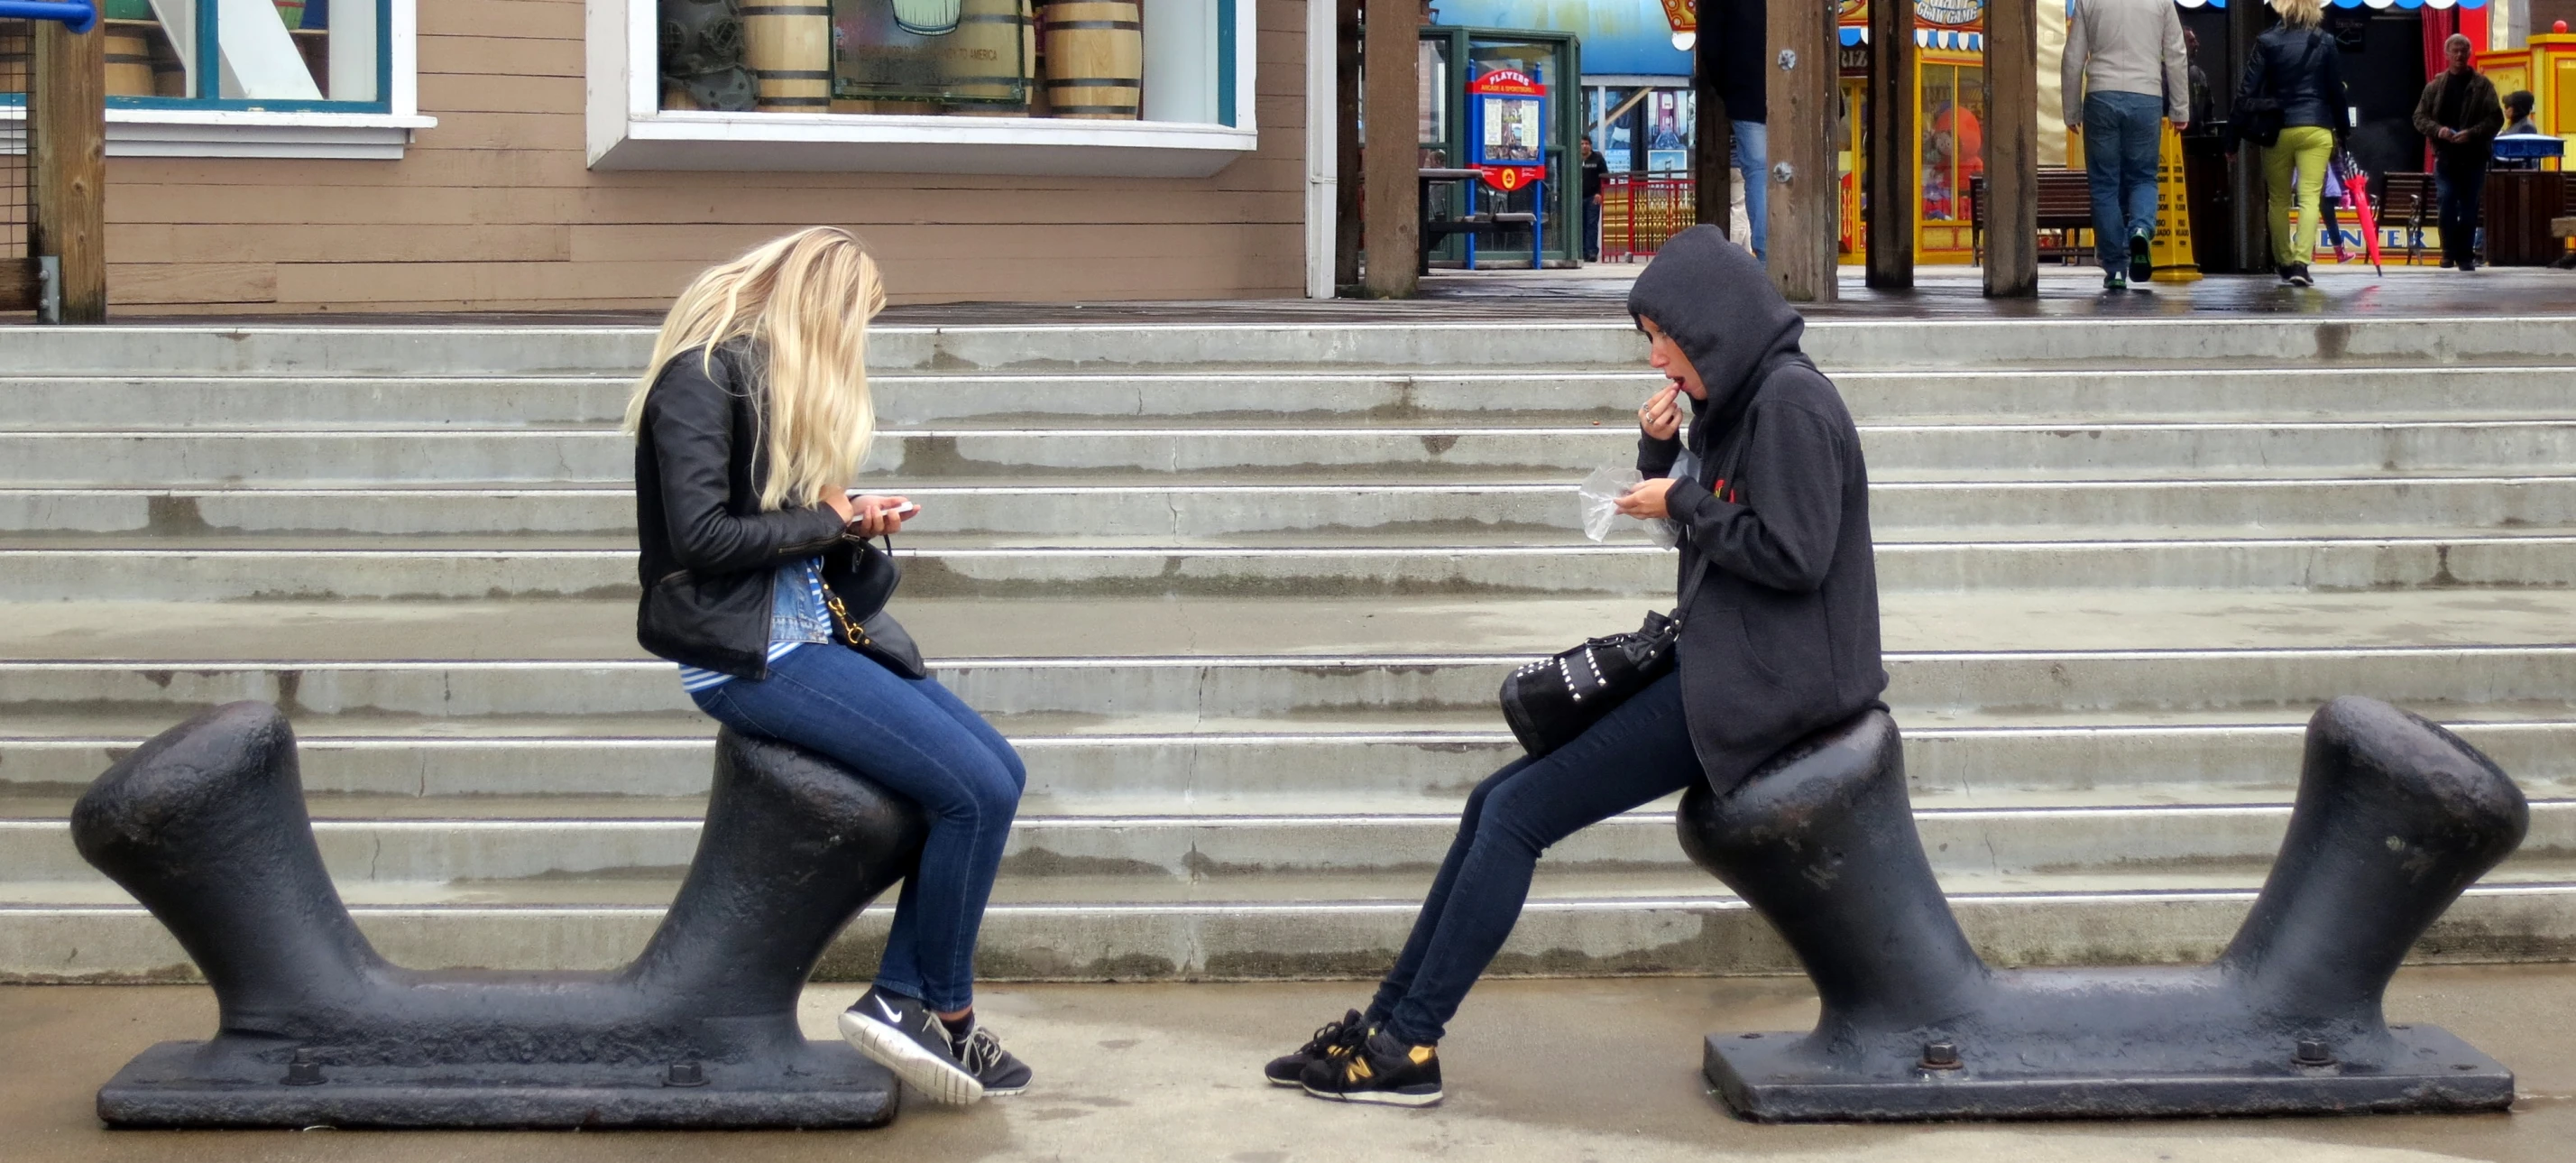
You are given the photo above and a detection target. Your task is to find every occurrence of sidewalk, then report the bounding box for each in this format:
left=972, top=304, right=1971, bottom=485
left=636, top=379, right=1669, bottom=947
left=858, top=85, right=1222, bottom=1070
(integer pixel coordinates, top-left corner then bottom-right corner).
left=4, top=968, right=2568, bottom=1161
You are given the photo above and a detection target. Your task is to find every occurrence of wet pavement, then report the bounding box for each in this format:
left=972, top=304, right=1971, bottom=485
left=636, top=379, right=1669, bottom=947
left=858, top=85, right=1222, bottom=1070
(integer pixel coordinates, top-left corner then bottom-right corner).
left=5, top=969, right=2571, bottom=1162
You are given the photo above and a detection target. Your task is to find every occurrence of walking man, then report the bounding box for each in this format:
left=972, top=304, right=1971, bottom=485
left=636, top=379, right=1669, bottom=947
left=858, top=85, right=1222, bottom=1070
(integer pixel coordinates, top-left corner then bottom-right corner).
left=1580, top=136, right=1609, bottom=263
left=1710, top=0, right=1769, bottom=260
left=2415, top=34, right=2502, bottom=272
left=2062, top=0, right=2189, bottom=291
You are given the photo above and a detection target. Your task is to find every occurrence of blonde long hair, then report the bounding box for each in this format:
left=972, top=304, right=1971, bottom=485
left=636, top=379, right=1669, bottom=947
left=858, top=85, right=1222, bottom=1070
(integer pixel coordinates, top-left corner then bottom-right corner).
left=2273, top=0, right=2323, bottom=29
left=624, top=227, right=888, bottom=512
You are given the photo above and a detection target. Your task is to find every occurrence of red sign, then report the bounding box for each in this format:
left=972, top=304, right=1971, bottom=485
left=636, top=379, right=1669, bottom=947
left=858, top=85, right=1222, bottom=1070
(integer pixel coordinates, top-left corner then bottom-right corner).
left=1482, top=164, right=1542, bottom=192
left=1469, top=69, right=1546, bottom=192
left=1467, top=69, right=1543, bottom=97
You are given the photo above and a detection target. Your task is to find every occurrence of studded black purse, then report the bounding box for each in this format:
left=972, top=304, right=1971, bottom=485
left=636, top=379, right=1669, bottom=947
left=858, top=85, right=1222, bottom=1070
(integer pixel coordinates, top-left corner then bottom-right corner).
left=1498, top=553, right=1710, bottom=757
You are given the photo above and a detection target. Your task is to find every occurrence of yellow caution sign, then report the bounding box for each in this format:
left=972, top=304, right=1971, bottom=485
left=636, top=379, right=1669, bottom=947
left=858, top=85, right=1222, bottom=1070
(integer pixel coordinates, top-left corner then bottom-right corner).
left=2149, top=121, right=2202, bottom=283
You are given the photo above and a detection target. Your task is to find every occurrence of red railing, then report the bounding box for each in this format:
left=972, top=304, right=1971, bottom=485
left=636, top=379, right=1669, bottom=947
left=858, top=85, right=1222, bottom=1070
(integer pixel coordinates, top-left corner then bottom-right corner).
left=1601, top=175, right=1697, bottom=262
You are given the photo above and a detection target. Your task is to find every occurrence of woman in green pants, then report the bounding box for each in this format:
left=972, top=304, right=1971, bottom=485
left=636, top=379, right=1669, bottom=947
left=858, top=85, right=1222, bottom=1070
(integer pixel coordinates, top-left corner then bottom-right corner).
left=2235, top=0, right=2348, bottom=286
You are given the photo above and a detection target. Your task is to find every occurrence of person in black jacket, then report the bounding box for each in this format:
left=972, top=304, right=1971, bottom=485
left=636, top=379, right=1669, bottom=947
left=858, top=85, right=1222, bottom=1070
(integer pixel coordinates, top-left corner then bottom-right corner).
left=2233, top=0, right=2350, bottom=286
left=1263, top=226, right=1887, bottom=1107
left=628, top=226, right=1031, bottom=1106
left=2414, top=34, right=2505, bottom=271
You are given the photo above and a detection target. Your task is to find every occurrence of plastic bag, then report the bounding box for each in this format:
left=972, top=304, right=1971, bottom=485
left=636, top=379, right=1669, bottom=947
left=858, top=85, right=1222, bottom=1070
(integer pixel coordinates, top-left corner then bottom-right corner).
left=1578, top=466, right=1680, bottom=546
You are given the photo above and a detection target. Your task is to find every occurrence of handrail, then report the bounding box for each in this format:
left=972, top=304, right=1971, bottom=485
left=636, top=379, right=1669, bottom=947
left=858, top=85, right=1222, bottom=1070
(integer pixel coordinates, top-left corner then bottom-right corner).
left=0, top=2, right=97, bottom=34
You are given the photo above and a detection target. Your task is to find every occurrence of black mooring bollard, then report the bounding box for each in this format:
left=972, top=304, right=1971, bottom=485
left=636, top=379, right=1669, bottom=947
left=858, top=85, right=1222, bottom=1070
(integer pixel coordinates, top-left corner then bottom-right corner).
left=73, top=701, right=928, bottom=1130
left=1679, top=697, right=2527, bottom=1121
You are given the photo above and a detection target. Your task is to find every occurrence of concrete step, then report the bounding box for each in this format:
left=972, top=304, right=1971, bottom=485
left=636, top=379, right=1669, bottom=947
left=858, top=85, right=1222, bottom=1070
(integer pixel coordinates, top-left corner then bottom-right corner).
left=11, top=365, right=2576, bottom=431
left=6, top=710, right=2576, bottom=804
left=17, top=476, right=2576, bottom=539
left=3, top=793, right=2571, bottom=890
left=14, top=420, right=2576, bottom=486
left=4, top=318, right=2571, bottom=378
left=5, top=874, right=2567, bottom=982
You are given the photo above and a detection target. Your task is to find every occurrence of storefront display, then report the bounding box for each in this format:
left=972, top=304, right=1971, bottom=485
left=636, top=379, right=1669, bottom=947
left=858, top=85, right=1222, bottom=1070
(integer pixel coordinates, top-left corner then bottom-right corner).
left=1835, top=0, right=1987, bottom=263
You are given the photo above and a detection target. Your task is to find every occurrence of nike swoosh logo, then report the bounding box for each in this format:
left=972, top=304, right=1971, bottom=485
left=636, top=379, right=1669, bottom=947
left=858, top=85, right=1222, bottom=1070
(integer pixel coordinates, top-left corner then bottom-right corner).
left=875, top=996, right=905, bottom=1025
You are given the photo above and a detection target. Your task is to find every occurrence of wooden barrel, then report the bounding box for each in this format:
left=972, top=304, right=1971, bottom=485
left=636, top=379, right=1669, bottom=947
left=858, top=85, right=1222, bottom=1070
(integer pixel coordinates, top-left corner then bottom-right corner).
left=1041, top=1, right=1141, bottom=120
left=0, top=22, right=27, bottom=97
left=944, top=0, right=1032, bottom=115
left=741, top=5, right=833, bottom=113
left=105, top=28, right=156, bottom=97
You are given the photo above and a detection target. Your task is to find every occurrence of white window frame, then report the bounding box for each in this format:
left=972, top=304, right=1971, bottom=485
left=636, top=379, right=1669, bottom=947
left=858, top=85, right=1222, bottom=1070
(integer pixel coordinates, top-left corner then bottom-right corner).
left=0, top=0, right=431, bottom=160
left=584, top=0, right=1259, bottom=176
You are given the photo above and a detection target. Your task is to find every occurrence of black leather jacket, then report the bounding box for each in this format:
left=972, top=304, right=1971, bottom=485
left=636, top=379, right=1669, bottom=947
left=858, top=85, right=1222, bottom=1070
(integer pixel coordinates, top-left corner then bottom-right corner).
left=633, top=342, right=868, bottom=679
left=2238, top=26, right=2350, bottom=132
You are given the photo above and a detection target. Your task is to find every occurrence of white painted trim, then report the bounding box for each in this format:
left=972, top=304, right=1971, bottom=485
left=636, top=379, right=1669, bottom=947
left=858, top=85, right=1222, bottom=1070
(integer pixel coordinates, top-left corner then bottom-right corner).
left=586, top=0, right=1258, bottom=176
left=1304, top=0, right=1337, bottom=299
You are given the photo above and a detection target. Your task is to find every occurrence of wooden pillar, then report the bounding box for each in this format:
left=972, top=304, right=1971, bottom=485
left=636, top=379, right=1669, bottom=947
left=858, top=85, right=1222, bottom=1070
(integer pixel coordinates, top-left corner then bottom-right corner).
left=1766, top=0, right=1836, bottom=301
left=1360, top=0, right=1420, bottom=298
left=1335, top=0, right=1364, bottom=290
left=30, top=16, right=106, bottom=322
left=1693, top=30, right=1731, bottom=229
left=1981, top=0, right=2038, bottom=298
left=2222, top=0, right=2269, bottom=273
left=1864, top=0, right=1916, bottom=288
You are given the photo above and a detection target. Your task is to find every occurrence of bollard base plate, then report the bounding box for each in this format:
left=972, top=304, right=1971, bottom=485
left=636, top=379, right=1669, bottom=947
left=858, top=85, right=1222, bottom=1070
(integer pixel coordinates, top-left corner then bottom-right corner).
left=1704, top=1026, right=2516, bottom=1122
left=97, top=1039, right=901, bottom=1130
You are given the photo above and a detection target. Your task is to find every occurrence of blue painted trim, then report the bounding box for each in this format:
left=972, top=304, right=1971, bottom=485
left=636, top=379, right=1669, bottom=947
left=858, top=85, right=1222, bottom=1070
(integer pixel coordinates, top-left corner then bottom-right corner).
left=167, top=0, right=393, bottom=112
left=0, top=1, right=95, bottom=32
left=1217, top=0, right=1237, bottom=127
left=195, top=0, right=216, bottom=99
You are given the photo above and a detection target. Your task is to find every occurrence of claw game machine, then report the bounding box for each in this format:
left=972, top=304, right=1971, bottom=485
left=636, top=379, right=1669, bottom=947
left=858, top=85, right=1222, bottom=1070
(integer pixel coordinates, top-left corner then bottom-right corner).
left=1835, top=0, right=1989, bottom=264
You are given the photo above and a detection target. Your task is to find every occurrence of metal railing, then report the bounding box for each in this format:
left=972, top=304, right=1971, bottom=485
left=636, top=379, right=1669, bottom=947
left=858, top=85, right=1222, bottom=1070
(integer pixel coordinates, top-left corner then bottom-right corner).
left=0, top=1, right=98, bottom=319
left=1600, top=175, right=1696, bottom=263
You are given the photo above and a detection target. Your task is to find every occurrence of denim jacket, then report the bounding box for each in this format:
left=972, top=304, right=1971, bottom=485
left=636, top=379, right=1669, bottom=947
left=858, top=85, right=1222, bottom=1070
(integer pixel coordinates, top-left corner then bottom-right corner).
left=771, top=558, right=835, bottom=647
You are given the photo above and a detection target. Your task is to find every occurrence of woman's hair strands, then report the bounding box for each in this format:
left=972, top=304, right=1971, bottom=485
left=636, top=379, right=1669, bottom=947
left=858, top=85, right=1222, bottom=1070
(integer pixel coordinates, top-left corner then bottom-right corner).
left=626, top=226, right=888, bottom=512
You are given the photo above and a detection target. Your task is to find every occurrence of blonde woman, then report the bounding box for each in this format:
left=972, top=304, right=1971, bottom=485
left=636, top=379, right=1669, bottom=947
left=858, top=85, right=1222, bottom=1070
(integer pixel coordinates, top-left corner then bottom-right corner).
left=628, top=227, right=1030, bottom=1105
left=2233, top=0, right=2349, bottom=286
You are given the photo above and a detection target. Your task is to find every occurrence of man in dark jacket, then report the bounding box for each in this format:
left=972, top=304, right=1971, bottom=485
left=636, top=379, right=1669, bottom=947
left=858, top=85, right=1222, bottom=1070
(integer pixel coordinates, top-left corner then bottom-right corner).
left=2414, top=34, right=2504, bottom=271
left=1579, top=136, right=1609, bottom=262
left=1265, top=224, right=1886, bottom=1108
left=1709, top=0, right=1768, bottom=260
left=1616, top=224, right=1888, bottom=784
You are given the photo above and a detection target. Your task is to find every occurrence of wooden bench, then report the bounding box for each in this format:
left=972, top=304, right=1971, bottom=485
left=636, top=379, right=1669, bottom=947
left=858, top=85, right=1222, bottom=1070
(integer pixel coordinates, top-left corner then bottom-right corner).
left=1970, top=170, right=2099, bottom=266
left=2378, top=172, right=2435, bottom=265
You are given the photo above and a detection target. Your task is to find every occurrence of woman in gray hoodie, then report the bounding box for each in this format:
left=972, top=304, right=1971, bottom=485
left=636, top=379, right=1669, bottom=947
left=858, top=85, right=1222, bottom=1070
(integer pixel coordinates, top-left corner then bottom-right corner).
left=1259, top=227, right=1889, bottom=1107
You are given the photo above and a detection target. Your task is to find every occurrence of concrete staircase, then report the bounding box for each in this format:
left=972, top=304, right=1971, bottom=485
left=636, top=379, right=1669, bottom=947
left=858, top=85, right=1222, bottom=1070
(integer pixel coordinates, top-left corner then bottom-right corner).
left=4, top=317, right=2575, bottom=983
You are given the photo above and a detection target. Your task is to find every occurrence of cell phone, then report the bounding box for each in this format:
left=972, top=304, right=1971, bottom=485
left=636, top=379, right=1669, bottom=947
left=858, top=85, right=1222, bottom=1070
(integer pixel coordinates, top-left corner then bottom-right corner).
left=883, top=501, right=921, bottom=519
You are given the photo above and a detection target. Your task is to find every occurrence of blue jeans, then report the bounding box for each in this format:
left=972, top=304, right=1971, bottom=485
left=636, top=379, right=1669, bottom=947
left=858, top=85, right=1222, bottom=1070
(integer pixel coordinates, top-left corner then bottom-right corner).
left=2082, top=91, right=2165, bottom=272
left=1583, top=197, right=1603, bottom=261
left=1733, top=119, right=1768, bottom=260
left=1366, top=670, right=1702, bottom=1046
left=693, top=645, right=1025, bottom=1012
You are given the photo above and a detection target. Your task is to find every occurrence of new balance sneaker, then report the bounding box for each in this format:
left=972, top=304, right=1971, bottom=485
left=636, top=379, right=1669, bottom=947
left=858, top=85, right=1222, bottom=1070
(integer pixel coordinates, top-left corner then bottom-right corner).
left=838, top=986, right=985, bottom=1105
left=1265, top=1009, right=1369, bottom=1086
left=954, top=1021, right=1034, bottom=1097
left=2128, top=230, right=2153, bottom=284
left=1301, top=1029, right=1443, bottom=1107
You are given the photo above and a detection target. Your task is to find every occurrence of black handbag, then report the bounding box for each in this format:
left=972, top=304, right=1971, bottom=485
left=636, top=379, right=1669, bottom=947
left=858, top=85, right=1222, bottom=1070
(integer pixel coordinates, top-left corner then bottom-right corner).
left=1498, top=429, right=1749, bottom=757
left=822, top=535, right=928, bottom=680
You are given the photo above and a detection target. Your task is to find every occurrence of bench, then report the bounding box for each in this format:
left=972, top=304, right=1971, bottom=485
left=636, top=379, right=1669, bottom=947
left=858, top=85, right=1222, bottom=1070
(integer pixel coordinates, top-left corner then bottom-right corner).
left=2378, top=172, right=2435, bottom=265
left=1970, top=170, right=2098, bottom=266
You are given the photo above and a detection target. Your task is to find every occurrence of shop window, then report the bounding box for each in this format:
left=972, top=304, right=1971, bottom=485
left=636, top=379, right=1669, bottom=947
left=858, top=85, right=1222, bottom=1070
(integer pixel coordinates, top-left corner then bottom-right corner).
left=601, top=0, right=1256, bottom=174
left=2, top=2, right=427, bottom=158
left=1919, top=62, right=1983, bottom=224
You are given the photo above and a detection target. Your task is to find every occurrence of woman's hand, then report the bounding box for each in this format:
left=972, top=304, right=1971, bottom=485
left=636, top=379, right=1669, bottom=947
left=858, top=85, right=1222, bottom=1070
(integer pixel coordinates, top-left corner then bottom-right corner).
left=823, top=490, right=860, bottom=526
left=1638, top=383, right=1683, bottom=442
left=844, top=494, right=914, bottom=538
left=1615, top=477, right=1679, bottom=520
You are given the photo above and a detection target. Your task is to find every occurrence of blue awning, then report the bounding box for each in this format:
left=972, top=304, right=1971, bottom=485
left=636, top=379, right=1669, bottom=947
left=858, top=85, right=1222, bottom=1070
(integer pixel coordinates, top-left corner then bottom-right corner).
left=1839, top=26, right=1989, bottom=51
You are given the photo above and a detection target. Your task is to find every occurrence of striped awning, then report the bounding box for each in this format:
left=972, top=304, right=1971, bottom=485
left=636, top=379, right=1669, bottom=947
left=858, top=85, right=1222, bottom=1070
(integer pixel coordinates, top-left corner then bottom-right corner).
left=2172, top=0, right=2488, bottom=7
left=1839, top=26, right=1989, bottom=51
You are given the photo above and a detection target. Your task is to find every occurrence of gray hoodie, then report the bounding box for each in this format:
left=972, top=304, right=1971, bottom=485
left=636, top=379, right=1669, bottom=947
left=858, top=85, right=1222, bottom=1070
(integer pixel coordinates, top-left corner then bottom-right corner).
left=1628, top=226, right=1889, bottom=789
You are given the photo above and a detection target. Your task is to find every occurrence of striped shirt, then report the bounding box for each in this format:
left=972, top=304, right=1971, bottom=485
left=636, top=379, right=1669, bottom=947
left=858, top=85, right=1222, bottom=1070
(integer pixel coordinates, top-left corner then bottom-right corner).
left=677, top=558, right=833, bottom=693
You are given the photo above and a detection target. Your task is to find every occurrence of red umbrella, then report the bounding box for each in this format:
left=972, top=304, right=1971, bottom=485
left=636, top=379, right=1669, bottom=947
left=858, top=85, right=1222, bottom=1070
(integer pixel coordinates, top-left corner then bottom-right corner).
left=2335, top=151, right=2384, bottom=277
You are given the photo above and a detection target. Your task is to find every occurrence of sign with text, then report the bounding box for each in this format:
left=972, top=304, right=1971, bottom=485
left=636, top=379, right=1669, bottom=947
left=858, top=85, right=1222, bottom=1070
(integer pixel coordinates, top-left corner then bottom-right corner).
left=1467, top=69, right=1548, bottom=193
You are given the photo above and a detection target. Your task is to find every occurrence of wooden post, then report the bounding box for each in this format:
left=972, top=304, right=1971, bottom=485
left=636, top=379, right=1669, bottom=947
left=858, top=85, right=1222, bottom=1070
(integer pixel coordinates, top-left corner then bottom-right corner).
left=1864, top=0, right=1916, bottom=288
left=1335, top=0, right=1364, bottom=290
left=30, top=16, right=106, bottom=322
left=1981, top=0, right=2038, bottom=298
left=1360, top=0, right=1420, bottom=298
left=2222, top=0, right=2268, bottom=273
left=1766, top=0, right=1836, bottom=300
left=1693, top=30, right=1731, bottom=230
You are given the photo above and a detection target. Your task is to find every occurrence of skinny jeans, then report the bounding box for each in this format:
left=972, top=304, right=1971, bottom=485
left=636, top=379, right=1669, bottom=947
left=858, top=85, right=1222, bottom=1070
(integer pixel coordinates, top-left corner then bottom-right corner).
left=1366, top=670, right=1703, bottom=1047
left=693, top=644, right=1025, bottom=1012
left=2263, top=125, right=2336, bottom=268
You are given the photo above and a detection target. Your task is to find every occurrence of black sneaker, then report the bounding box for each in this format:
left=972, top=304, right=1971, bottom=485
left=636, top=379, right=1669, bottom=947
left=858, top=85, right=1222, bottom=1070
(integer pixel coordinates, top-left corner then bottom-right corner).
left=2288, top=263, right=2313, bottom=288
left=1301, top=1029, right=1443, bottom=1107
left=1265, top=1009, right=1368, bottom=1086
left=2128, top=231, right=2153, bottom=284
left=953, top=1021, right=1033, bottom=1097
left=2102, top=272, right=2127, bottom=292
left=838, top=986, right=984, bottom=1105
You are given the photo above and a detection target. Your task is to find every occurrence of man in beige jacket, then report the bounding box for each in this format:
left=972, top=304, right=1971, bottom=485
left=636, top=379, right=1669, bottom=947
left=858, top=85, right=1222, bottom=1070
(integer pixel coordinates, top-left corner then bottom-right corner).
left=2063, top=0, right=2190, bottom=291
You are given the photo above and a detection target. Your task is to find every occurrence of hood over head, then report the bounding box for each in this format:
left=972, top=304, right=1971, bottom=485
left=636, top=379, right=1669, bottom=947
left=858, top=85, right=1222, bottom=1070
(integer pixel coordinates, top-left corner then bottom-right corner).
left=1624, top=225, right=1808, bottom=451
